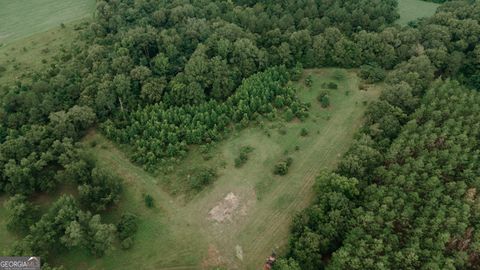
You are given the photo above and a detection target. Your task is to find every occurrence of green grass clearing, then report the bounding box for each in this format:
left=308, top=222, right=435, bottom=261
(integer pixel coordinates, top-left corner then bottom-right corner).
left=0, top=0, right=95, bottom=45
left=0, top=69, right=381, bottom=269
left=397, top=0, right=440, bottom=26
left=0, top=20, right=90, bottom=87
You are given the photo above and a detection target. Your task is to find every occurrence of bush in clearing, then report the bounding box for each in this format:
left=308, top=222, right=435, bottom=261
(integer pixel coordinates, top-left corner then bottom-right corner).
left=317, top=92, right=331, bottom=108
left=190, top=167, right=217, bottom=192
left=305, top=75, right=313, bottom=87
left=235, top=146, right=255, bottom=168
left=117, top=213, right=138, bottom=250
left=300, top=128, right=309, bottom=137
left=274, top=157, right=293, bottom=176
left=144, top=194, right=154, bottom=208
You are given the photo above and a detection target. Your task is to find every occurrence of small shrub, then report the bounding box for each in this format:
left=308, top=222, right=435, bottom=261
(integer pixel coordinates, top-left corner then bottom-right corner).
left=90, top=140, right=97, bottom=148
left=300, top=128, right=309, bottom=137
left=234, top=146, right=254, bottom=168
left=190, top=168, right=217, bottom=191
left=317, top=92, right=330, bottom=108
left=327, top=82, right=338, bottom=90
left=305, top=75, right=313, bottom=87
left=295, top=145, right=300, bottom=151
left=274, top=162, right=289, bottom=176
left=278, top=127, right=287, bottom=135
left=144, top=194, right=154, bottom=208
left=274, top=157, right=293, bottom=176
left=284, top=108, right=294, bottom=121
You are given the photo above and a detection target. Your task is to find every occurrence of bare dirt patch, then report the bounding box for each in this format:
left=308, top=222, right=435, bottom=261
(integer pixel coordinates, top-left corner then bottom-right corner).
left=209, top=192, right=240, bottom=223
left=202, top=244, right=225, bottom=269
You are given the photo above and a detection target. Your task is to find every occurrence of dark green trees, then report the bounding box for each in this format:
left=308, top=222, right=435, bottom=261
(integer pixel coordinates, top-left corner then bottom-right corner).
left=78, top=168, right=122, bottom=212
left=4, top=195, right=39, bottom=233
left=117, top=213, right=138, bottom=250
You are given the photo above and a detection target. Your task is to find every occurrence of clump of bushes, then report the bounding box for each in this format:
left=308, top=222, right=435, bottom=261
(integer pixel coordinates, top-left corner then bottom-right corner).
left=0, top=64, right=6, bottom=75
left=305, top=75, right=313, bottom=87
left=274, top=157, right=293, bottom=176
left=189, top=167, right=217, bottom=192
left=117, top=213, right=138, bottom=249
left=317, top=92, right=330, bottom=108
left=300, top=128, right=309, bottom=137
left=321, top=82, right=338, bottom=90
left=235, top=146, right=255, bottom=168
left=359, top=63, right=386, bottom=83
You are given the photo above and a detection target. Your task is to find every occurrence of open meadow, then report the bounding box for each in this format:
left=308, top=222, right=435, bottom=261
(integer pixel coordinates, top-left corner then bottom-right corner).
left=397, top=0, right=440, bottom=25
left=0, top=0, right=95, bottom=45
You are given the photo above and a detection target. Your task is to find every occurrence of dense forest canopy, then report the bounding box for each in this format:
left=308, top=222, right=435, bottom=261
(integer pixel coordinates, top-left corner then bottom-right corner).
left=0, top=0, right=480, bottom=269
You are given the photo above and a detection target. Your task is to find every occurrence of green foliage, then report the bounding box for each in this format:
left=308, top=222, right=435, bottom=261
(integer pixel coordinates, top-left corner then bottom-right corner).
left=317, top=92, right=331, bottom=108
left=300, top=128, right=309, bottom=137
left=117, top=213, right=138, bottom=250
left=189, top=167, right=217, bottom=192
left=3, top=0, right=480, bottom=267
left=273, top=258, right=301, bottom=270
left=234, top=146, right=254, bottom=168
left=274, top=157, right=293, bottom=176
left=104, top=68, right=308, bottom=169
left=144, top=194, right=154, bottom=209
left=359, top=63, right=386, bottom=83
left=10, top=195, right=116, bottom=259
left=78, top=168, right=122, bottom=212
left=305, top=75, right=313, bottom=87
left=4, top=195, right=39, bottom=233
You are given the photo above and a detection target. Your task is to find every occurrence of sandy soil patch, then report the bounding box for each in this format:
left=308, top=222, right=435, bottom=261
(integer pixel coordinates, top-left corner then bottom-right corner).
left=209, top=192, right=240, bottom=223
left=202, top=244, right=225, bottom=269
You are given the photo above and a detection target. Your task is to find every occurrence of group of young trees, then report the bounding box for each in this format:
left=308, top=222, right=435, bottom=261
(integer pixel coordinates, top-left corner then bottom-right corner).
left=103, top=67, right=308, bottom=168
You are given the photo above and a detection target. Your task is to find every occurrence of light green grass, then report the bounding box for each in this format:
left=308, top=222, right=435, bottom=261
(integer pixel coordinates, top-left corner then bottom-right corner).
left=0, top=69, right=381, bottom=269
left=0, top=0, right=95, bottom=45
left=0, top=21, right=88, bottom=87
left=397, top=0, right=440, bottom=26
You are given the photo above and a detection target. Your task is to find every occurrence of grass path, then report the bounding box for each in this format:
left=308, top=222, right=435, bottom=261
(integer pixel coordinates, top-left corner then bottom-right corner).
left=17, top=69, right=381, bottom=270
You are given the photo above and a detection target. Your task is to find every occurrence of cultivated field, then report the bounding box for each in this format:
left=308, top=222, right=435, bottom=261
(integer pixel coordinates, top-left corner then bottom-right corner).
left=37, top=69, right=382, bottom=269
left=397, top=0, right=440, bottom=25
left=0, top=0, right=95, bottom=45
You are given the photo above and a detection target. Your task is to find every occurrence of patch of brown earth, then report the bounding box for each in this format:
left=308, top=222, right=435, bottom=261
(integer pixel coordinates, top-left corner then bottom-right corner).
left=208, top=192, right=240, bottom=223
left=202, top=244, right=225, bottom=269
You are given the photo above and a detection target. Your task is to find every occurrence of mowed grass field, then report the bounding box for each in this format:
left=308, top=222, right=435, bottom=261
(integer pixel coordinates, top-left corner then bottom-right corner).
left=0, top=0, right=95, bottom=45
left=397, top=0, right=440, bottom=26
left=38, top=69, right=381, bottom=269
